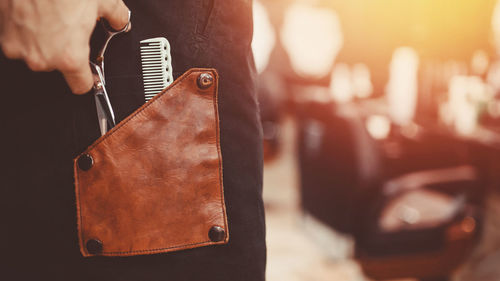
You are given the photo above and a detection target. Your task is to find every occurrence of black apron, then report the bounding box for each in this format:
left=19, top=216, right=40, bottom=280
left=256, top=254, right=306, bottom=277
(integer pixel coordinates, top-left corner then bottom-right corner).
left=0, top=0, right=266, bottom=280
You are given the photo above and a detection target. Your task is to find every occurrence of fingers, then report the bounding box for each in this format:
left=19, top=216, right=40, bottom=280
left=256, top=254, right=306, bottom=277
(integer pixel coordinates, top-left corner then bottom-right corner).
left=3, top=40, right=93, bottom=94
left=60, top=50, right=94, bottom=94
left=1, top=41, right=24, bottom=60
left=99, top=0, right=130, bottom=31
left=62, top=65, right=94, bottom=94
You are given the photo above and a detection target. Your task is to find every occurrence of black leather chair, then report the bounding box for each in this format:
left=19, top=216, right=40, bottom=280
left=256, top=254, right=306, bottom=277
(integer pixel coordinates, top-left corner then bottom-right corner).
left=296, top=101, right=484, bottom=281
left=357, top=166, right=482, bottom=281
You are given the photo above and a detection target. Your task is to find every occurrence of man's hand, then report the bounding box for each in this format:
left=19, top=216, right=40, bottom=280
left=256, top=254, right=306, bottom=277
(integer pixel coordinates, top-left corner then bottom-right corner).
left=0, top=0, right=130, bottom=94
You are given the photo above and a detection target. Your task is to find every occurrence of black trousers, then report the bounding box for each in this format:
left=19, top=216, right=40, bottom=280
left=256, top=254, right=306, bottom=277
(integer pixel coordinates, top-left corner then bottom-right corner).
left=0, top=1, right=266, bottom=280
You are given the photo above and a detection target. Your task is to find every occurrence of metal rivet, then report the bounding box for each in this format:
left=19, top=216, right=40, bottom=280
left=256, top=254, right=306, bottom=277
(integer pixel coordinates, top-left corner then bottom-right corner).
left=86, top=239, right=103, bottom=255
left=208, top=226, right=225, bottom=242
left=78, top=154, right=94, bottom=171
left=197, top=73, right=214, bottom=89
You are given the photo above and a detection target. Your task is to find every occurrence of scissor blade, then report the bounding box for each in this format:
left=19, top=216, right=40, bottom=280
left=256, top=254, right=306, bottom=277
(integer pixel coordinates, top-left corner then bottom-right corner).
left=90, top=62, right=116, bottom=135
left=95, top=90, right=116, bottom=135
left=95, top=95, right=108, bottom=136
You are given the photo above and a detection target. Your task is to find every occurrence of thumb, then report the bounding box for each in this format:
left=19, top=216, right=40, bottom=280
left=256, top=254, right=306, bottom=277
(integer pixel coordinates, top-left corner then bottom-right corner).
left=62, top=63, right=94, bottom=95
left=99, top=0, right=131, bottom=31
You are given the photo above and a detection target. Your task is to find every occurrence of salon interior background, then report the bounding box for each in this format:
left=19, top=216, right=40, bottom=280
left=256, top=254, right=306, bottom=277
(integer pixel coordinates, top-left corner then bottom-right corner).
left=252, top=1, right=500, bottom=281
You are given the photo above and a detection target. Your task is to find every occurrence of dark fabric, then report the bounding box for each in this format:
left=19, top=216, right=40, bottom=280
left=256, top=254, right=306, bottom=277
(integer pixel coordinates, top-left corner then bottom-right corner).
left=0, top=0, right=266, bottom=280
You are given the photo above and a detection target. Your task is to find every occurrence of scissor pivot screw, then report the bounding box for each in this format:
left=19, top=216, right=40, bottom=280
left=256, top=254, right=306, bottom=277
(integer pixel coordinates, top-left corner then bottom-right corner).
left=94, top=81, right=104, bottom=91
left=197, top=73, right=214, bottom=89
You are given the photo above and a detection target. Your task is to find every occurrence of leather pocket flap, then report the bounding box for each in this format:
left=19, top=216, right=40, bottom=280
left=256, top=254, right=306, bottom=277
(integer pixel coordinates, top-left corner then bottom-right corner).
left=74, top=68, right=228, bottom=257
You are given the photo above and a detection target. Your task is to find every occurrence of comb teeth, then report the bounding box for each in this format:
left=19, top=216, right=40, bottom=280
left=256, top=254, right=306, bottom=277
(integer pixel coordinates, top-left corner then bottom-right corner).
left=140, top=37, right=173, bottom=102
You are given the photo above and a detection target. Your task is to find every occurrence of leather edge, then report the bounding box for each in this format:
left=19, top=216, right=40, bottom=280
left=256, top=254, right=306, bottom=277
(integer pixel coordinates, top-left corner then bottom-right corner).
left=73, top=68, right=228, bottom=257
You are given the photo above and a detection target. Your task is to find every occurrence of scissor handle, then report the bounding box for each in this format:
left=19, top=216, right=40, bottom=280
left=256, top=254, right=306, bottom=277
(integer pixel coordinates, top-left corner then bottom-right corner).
left=89, top=11, right=131, bottom=135
left=101, top=10, right=132, bottom=36
left=97, top=10, right=132, bottom=74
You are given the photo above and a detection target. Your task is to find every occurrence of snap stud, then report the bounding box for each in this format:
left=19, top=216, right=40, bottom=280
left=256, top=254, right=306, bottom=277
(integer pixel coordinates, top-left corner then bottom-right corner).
left=86, top=239, right=103, bottom=255
left=197, top=73, right=214, bottom=89
left=78, top=154, right=94, bottom=171
left=208, top=226, right=225, bottom=242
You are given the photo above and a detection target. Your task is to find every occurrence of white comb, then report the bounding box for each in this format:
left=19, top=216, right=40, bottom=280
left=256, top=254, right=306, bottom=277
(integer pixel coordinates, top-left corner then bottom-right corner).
left=140, top=37, right=173, bottom=102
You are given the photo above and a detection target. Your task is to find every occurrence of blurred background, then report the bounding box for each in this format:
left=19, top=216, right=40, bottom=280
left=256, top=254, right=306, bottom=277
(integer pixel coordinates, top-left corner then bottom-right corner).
left=252, top=0, right=500, bottom=280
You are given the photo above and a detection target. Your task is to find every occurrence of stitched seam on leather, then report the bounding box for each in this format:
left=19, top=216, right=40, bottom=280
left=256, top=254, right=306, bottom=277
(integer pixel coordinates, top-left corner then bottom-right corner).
left=74, top=160, right=85, bottom=256
left=101, top=240, right=213, bottom=255
left=212, top=71, right=229, bottom=238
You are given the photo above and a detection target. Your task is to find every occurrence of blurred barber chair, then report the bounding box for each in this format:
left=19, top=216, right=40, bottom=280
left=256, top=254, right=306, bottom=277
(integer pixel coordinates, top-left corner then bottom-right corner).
left=356, top=166, right=481, bottom=281
left=296, top=101, right=484, bottom=281
left=297, top=100, right=382, bottom=234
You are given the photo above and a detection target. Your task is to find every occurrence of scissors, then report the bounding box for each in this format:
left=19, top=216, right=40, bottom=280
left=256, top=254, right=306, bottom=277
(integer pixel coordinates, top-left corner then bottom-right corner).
left=91, top=11, right=132, bottom=136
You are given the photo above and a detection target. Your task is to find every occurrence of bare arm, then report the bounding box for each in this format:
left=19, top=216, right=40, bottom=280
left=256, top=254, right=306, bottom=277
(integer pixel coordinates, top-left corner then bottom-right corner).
left=0, top=0, right=130, bottom=94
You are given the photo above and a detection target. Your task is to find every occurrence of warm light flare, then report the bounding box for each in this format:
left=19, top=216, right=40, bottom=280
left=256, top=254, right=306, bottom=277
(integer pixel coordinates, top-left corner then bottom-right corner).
left=386, top=47, right=419, bottom=125
left=352, top=63, right=373, bottom=99
left=366, top=115, right=391, bottom=140
left=281, top=2, right=343, bottom=78
left=252, top=0, right=276, bottom=74
left=329, top=63, right=352, bottom=103
left=443, top=75, right=493, bottom=135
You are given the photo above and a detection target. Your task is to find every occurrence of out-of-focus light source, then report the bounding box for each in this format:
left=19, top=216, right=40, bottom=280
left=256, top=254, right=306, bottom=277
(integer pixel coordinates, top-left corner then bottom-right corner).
left=386, top=47, right=419, bottom=126
left=471, top=49, right=489, bottom=76
left=448, top=76, right=477, bottom=135
left=252, top=0, right=276, bottom=74
left=329, top=63, right=352, bottom=103
left=281, top=2, right=343, bottom=78
left=445, top=75, right=492, bottom=135
left=352, top=63, right=373, bottom=99
left=366, top=115, right=391, bottom=140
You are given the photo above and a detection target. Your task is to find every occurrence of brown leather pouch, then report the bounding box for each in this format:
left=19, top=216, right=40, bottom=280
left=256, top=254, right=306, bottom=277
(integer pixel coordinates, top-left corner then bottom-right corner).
left=73, top=68, right=228, bottom=257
